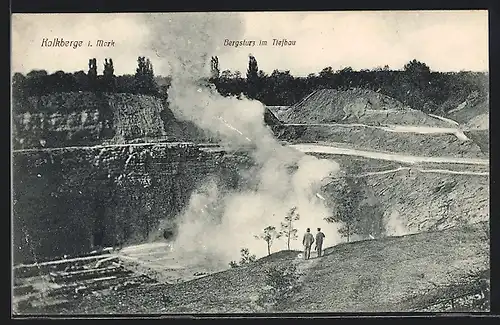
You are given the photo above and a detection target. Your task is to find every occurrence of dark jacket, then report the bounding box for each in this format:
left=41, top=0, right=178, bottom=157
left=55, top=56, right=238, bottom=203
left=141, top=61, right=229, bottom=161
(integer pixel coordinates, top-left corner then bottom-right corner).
left=303, top=233, right=314, bottom=247
left=315, top=232, right=325, bottom=245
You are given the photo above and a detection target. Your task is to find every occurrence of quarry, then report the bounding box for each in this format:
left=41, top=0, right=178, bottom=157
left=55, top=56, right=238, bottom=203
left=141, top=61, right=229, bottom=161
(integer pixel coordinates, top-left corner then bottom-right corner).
left=11, top=81, right=490, bottom=314
left=10, top=10, right=492, bottom=317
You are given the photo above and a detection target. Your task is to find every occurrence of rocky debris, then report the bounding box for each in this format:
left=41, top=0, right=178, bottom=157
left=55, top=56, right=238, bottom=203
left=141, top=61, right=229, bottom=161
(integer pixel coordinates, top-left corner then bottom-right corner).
left=193, top=272, right=209, bottom=277
left=13, top=253, right=159, bottom=315
left=49, top=265, right=132, bottom=284
left=14, top=253, right=119, bottom=278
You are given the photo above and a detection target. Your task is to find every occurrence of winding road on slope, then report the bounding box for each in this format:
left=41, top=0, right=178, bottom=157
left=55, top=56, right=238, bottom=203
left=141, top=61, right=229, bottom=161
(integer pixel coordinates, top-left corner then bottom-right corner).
left=291, top=143, right=489, bottom=166
left=351, top=166, right=489, bottom=177
left=283, top=122, right=470, bottom=141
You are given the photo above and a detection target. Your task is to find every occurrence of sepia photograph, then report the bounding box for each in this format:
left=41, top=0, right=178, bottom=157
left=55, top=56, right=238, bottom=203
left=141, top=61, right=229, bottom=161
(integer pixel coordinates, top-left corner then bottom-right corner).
left=11, top=10, right=490, bottom=315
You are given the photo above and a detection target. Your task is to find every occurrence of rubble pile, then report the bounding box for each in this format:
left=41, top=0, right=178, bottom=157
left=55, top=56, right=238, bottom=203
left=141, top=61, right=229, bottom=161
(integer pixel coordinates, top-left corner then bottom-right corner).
left=12, top=250, right=157, bottom=314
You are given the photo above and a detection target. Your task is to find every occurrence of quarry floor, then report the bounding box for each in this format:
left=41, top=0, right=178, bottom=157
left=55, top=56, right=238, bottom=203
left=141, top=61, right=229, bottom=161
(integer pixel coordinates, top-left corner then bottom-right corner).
left=13, top=222, right=489, bottom=314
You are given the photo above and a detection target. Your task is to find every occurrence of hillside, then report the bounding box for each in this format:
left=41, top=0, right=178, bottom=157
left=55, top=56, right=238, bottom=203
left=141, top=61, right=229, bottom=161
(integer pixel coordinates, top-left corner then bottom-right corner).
left=22, top=222, right=488, bottom=314
left=274, top=125, right=487, bottom=159
left=322, top=166, right=489, bottom=236
left=266, top=106, right=289, bottom=120
left=11, top=71, right=490, bottom=315
left=279, top=88, right=454, bottom=127
left=446, top=98, right=489, bottom=127
left=447, top=99, right=489, bottom=155
left=465, top=113, right=489, bottom=131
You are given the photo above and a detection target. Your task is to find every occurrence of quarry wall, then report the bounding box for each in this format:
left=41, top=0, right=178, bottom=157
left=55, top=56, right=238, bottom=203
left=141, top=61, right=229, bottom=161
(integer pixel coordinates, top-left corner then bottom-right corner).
left=12, top=144, right=249, bottom=264
left=11, top=92, right=196, bottom=150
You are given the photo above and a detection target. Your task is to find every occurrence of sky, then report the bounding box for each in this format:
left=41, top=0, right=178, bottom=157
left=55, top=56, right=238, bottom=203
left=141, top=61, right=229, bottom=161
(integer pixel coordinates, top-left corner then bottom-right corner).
left=11, top=11, right=489, bottom=77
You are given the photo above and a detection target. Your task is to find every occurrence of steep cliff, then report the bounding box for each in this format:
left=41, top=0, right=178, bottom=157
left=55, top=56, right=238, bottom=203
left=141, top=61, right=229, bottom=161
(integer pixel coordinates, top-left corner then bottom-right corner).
left=322, top=168, right=489, bottom=238
left=12, top=144, right=250, bottom=264
left=13, top=92, right=112, bottom=148
left=11, top=92, right=207, bottom=149
left=109, top=94, right=166, bottom=142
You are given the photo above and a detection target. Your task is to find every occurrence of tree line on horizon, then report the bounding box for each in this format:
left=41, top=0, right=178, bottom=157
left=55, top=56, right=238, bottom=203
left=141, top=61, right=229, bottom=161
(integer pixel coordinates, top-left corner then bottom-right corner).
left=12, top=55, right=488, bottom=115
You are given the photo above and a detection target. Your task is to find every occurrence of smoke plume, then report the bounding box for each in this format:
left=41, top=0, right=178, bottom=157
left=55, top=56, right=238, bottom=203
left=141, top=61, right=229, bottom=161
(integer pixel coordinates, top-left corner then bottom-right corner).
left=385, top=208, right=409, bottom=237
left=142, top=13, right=341, bottom=264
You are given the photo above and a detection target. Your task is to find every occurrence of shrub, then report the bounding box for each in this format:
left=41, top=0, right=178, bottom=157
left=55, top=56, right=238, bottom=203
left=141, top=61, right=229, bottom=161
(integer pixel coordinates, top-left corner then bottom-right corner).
left=228, top=248, right=256, bottom=268
left=257, top=263, right=302, bottom=311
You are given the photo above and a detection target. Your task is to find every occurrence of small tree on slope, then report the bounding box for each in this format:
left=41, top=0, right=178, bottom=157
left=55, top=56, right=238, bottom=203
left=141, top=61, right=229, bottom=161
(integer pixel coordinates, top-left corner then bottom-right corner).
left=255, top=225, right=281, bottom=256
left=325, top=177, right=365, bottom=242
left=280, top=207, right=300, bottom=251
left=240, top=248, right=256, bottom=264
left=229, top=248, right=257, bottom=268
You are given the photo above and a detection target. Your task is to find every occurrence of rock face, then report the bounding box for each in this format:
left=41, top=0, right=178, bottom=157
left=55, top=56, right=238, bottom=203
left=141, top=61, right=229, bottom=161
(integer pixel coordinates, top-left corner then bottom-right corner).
left=274, top=125, right=487, bottom=159
left=11, top=91, right=235, bottom=264
left=322, top=168, right=489, bottom=239
left=12, top=92, right=169, bottom=149
left=109, top=94, right=166, bottom=142
left=12, top=144, right=250, bottom=264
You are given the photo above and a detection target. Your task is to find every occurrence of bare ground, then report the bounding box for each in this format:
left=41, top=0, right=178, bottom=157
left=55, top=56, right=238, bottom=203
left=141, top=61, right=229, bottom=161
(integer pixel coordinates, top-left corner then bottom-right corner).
left=17, top=222, right=488, bottom=314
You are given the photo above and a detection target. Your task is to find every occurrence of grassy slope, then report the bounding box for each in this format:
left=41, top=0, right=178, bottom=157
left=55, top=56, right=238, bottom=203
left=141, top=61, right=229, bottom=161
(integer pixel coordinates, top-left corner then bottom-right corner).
left=42, top=222, right=487, bottom=314
left=287, top=222, right=488, bottom=312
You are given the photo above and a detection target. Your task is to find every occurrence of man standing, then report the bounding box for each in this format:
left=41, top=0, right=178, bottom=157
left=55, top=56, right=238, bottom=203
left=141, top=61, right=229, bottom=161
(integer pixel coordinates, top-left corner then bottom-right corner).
left=315, top=228, right=326, bottom=257
left=302, top=228, right=314, bottom=260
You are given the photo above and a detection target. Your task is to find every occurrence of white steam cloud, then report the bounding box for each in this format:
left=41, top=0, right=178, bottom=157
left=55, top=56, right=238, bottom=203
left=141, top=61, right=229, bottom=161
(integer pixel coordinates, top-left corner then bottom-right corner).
left=143, top=13, right=342, bottom=264
left=385, top=209, right=409, bottom=237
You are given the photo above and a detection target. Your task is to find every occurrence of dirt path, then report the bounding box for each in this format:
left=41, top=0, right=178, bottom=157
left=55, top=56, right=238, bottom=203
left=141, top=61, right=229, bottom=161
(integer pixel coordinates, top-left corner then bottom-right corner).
left=291, top=252, right=323, bottom=283
left=428, top=114, right=460, bottom=127
left=283, top=122, right=469, bottom=140
left=291, top=143, right=489, bottom=166
left=351, top=166, right=489, bottom=177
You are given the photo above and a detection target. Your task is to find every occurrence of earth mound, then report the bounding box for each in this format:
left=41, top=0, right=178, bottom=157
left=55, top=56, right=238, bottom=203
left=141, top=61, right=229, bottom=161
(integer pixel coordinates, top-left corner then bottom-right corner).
left=280, top=88, right=454, bottom=127
left=465, top=113, right=489, bottom=131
